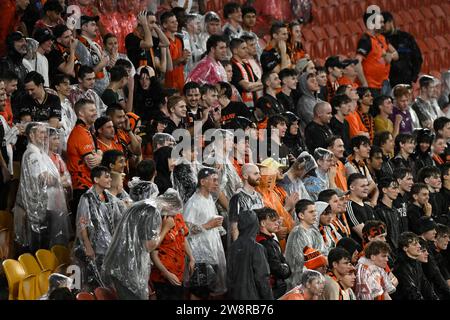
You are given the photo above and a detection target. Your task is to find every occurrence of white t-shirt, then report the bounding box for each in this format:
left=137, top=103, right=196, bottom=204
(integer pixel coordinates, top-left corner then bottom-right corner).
left=23, top=52, right=50, bottom=87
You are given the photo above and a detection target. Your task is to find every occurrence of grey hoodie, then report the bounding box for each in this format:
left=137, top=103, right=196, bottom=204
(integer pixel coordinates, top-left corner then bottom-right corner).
left=296, top=72, right=323, bottom=129
left=438, top=71, right=450, bottom=115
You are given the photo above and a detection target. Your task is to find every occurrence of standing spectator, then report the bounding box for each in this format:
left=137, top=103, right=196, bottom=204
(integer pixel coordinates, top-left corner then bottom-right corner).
left=128, top=159, right=159, bottom=202
left=285, top=199, right=326, bottom=290
left=227, top=209, right=273, bottom=300
left=0, top=31, right=28, bottom=86
left=296, top=72, right=322, bottom=129
left=345, top=136, right=375, bottom=188
left=393, top=168, right=414, bottom=234
left=241, top=34, right=262, bottom=82
left=345, top=87, right=370, bottom=140
left=46, top=24, right=79, bottom=80
left=277, top=68, right=298, bottom=113
left=162, top=11, right=189, bottom=92
left=69, top=65, right=108, bottom=116
left=103, top=33, right=135, bottom=75
left=153, top=145, right=174, bottom=195
left=355, top=11, right=398, bottom=96
left=304, top=102, right=333, bottom=153
left=390, top=133, right=416, bottom=176
left=53, top=74, right=76, bottom=150
left=133, top=66, right=163, bottom=121
left=373, top=95, right=397, bottom=136
left=241, top=6, right=263, bottom=58
left=76, top=15, right=110, bottom=95
left=434, top=117, right=450, bottom=162
left=393, top=232, right=438, bottom=300
left=229, top=163, right=264, bottom=241
left=183, top=81, right=202, bottom=126
left=255, top=207, right=292, bottom=299
left=282, top=111, right=307, bottom=158
left=356, top=87, right=375, bottom=142
left=355, top=240, right=394, bottom=300
left=0, top=71, right=19, bottom=127
left=183, top=168, right=227, bottom=300
left=186, top=35, right=228, bottom=85
left=346, top=173, right=377, bottom=243
left=34, top=0, right=64, bottom=33
left=222, top=2, right=243, bottom=41
left=23, top=28, right=53, bottom=87
left=94, top=116, right=120, bottom=153
left=229, top=38, right=262, bottom=111
left=381, top=11, right=423, bottom=87
left=164, top=95, right=188, bottom=135
left=391, top=84, right=414, bottom=134
left=67, top=98, right=102, bottom=222
left=150, top=190, right=194, bottom=300
left=217, top=82, right=253, bottom=126
left=125, top=11, right=170, bottom=75
left=412, top=76, right=442, bottom=130
left=73, top=165, right=122, bottom=290
left=198, top=11, right=222, bottom=53
left=183, top=14, right=203, bottom=76
left=260, top=22, right=291, bottom=73
left=338, top=59, right=359, bottom=89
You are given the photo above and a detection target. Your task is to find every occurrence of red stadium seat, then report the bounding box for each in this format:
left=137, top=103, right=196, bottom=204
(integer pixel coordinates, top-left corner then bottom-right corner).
left=442, top=3, right=450, bottom=16
left=420, top=7, right=435, bottom=21
left=324, top=24, right=340, bottom=39
left=76, top=292, right=95, bottom=300
left=407, top=9, right=425, bottom=23
left=336, top=22, right=352, bottom=37
left=302, top=28, right=317, bottom=43
left=312, top=26, right=328, bottom=41
left=430, top=4, right=446, bottom=18
left=346, top=21, right=363, bottom=35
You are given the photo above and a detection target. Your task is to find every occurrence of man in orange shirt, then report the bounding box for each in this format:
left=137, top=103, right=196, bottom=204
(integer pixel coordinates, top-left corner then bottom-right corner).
left=94, top=115, right=122, bottom=153
left=67, top=98, right=102, bottom=224
left=279, top=270, right=325, bottom=300
left=355, top=11, right=398, bottom=97
left=327, top=136, right=348, bottom=192
left=0, top=71, right=18, bottom=127
left=161, top=11, right=189, bottom=92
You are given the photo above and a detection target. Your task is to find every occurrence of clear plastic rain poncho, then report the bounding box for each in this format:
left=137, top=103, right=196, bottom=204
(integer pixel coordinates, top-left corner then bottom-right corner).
left=284, top=223, right=326, bottom=290
left=72, top=186, right=123, bottom=290
left=183, top=190, right=227, bottom=296
left=128, top=177, right=159, bottom=202
left=14, top=123, right=71, bottom=250
left=102, top=198, right=170, bottom=300
left=171, top=156, right=204, bottom=204
left=39, top=273, right=74, bottom=300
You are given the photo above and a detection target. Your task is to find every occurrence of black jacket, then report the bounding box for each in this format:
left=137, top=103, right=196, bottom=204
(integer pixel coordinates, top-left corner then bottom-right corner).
left=227, top=210, right=274, bottom=300
left=390, top=155, right=417, bottom=179
left=256, top=232, right=291, bottom=299
left=422, top=241, right=450, bottom=300
left=374, top=202, right=400, bottom=254
left=392, top=251, right=438, bottom=300
left=407, top=203, right=426, bottom=235
left=304, top=121, right=333, bottom=153
left=383, top=29, right=423, bottom=87
left=393, top=193, right=409, bottom=234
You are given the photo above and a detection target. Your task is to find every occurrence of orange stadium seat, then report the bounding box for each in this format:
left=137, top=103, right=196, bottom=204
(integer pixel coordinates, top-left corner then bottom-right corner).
left=323, top=24, right=339, bottom=39
left=76, top=292, right=96, bottom=300
left=312, top=26, right=328, bottom=41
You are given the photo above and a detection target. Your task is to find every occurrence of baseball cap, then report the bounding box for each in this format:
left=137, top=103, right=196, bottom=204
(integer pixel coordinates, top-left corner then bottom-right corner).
left=80, top=15, right=100, bottom=27
left=325, top=56, right=345, bottom=70
left=34, top=28, right=54, bottom=44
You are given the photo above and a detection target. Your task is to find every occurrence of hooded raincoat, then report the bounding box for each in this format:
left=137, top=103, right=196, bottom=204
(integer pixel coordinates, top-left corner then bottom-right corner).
left=227, top=210, right=274, bottom=300
left=128, top=177, right=159, bottom=202
left=102, top=200, right=162, bottom=300
left=296, top=72, right=323, bottom=129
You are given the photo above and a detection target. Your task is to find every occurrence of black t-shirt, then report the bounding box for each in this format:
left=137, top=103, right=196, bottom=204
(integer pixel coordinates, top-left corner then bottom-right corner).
left=101, top=89, right=121, bottom=108
left=346, top=200, right=376, bottom=241
left=276, top=91, right=295, bottom=113
left=46, top=47, right=79, bottom=84
left=255, top=95, right=285, bottom=121
left=231, top=61, right=258, bottom=98
left=220, top=101, right=253, bottom=126
left=260, top=48, right=281, bottom=73
left=0, top=120, right=7, bottom=165
left=329, top=117, right=350, bottom=150
left=19, top=93, right=62, bottom=122
left=304, top=121, right=333, bottom=153
left=125, top=33, right=160, bottom=70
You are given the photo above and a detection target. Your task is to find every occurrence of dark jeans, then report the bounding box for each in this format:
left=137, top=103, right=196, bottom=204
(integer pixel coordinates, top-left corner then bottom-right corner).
left=154, top=282, right=185, bottom=300
left=112, top=277, right=141, bottom=300
left=70, top=188, right=88, bottom=235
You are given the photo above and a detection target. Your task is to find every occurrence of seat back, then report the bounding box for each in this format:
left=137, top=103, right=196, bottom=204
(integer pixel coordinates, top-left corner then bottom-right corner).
left=38, top=270, right=52, bottom=297
left=2, top=259, right=27, bottom=300
left=18, top=275, right=38, bottom=300
left=18, top=253, right=43, bottom=276
left=51, top=245, right=71, bottom=265
left=35, top=249, right=59, bottom=272
left=94, top=287, right=118, bottom=300
left=76, top=292, right=96, bottom=300
left=0, top=211, right=13, bottom=260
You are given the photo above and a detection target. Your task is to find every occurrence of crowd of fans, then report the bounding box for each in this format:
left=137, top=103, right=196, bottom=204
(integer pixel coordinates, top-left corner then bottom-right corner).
left=0, top=0, right=450, bottom=301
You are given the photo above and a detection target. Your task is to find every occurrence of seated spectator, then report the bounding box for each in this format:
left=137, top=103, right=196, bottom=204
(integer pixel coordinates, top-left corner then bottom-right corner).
left=128, top=159, right=159, bottom=202
left=356, top=87, right=375, bottom=142
left=100, top=149, right=126, bottom=174
left=367, top=145, right=384, bottom=183
left=336, top=237, right=362, bottom=265
left=373, top=95, right=396, bottom=136
left=103, top=33, right=135, bottom=75
left=23, top=28, right=53, bottom=87
left=47, top=24, right=79, bottom=81
left=20, top=71, right=61, bottom=127
left=184, top=81, right=202, bottom=126
left=304, top=148, right=336, bottom=201
left=324, top=56, right=345, bottom=103
left=317, top=200, right=342, bottom=253
left=0, top=31, right=28, bottom=86
left=390, top=133, right=416, bottom=177
left=266, top=114, right=290, bottom=161
left=260, top=22, right=290, bottom=74
left=391, top=84, right=414, bottom=134
left=222, top=2, right=244, bottom=41
left=432, top=224, right=450, bottom=284
left=303, top=246, right=328, bottom=275
left=164, top=95, right=188, bottom=135
left=296, top=72, right=322, bottom=130
left=431, top=134, right=447, bottom=166
left=304, top=102, right=333, bottom=153
left=69, top=65, right=108, bottom=116
left=282, top=111, right=307, bottom=158
left=330, top=94, right=352, bottom=151
left=285, top=199, right=326, bottom=290
left=345, top=136, right=376, bottom=191
left=34, top=0, right=64, bottom=32
left=286, top=20, right=307, bottom=65
left=412, top=76, right=441, bottom=130
left=322, top=247, right=353, bottom=300
left=413, top=129, right=434, bottom=173
left=254, top=72, right=284, bottom=126
left=355, top=240, right=395, bottom=300
left=94, top=116, right=120, bottom=153
left=279, top=270, right=325, bottom=300
left=101, top=65, right=129, bottom=109
left=417, top=166, right=447, bottom=221
left=277, top=68, right=298, bottom=113
left=407, top=183, right=433, bottom=235
left=187, top=35, right=228, bottom=85
left=217, top=81, right=252, bottom=126
left=373, top=131, right=395, bottom=179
